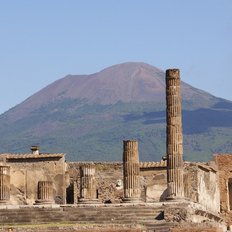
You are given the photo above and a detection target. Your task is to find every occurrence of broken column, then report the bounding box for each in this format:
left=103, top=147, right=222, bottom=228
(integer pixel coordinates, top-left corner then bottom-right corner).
left=0, top=165, right=10, bottom=203
left=166, top=69, right=184, bottom=199
left=123, top=140, right=141, bottom=202
left=36, top=181, right=54, bottom=204
left=79, top=163, right=98, bottom=203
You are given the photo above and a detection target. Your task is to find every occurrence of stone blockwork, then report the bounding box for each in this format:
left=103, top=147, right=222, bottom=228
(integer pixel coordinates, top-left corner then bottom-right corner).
left=0, top=154, right=221, bottom=211
left=67, top=161, right=169, bottom=203
left=67, top=161, right=217, bottom=207
left=0, top=224, right=142, bottom=232
left=184, top=162, right=220, bottom=213
left=166, top=69, right=184, bottom=199
left=140, top=161, right=167, bottom=202
left=123, top=140, right=140, bottom=202
left=67, top=160, right=221, bottom=208
left=0, top=153, right=67, bottom=205
left=214, top=154, right=232, bottom=225
left=79, top=163, right=98, bottom=203
left=67, top=162, right=124, bottom=203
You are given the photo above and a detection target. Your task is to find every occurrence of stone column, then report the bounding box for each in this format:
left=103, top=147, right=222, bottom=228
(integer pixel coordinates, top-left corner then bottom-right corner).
left=166, top=69, right=184, bottom=199
left=79, top=163, right=98, bottom=204
left=0, top=165, right=10, bottom=204
left=35, top=181, right=54, bottom=204
left=123, top=140, right=141, bottom=202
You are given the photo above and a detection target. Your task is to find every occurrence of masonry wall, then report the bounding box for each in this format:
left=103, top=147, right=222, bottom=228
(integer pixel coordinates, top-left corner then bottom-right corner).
left=67, top=162, right=167, bottom=203
left=67, top=162, right=123, bottom=203
left=197, top=165, right=220, bottom=213
left=214, top=154, right=232, bottom=224
left=184, top=162, right=220, bottom=213
left=6, top=156, right=67, bottom=205
left=140, top=166, right=167, bottom=202
left=67, top=161, right=220, bottom=209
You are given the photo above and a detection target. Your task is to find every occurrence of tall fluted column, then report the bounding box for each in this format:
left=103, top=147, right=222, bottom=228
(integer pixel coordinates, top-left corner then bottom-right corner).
left=123, top=140, right=141, bottom=202
left=166, top=69, right=184, bottom=199
left=0, top=166, right=10, bottom=204
left=79, top=163, right=98, bottom=204
left=35, top=181, right=54, bottom=204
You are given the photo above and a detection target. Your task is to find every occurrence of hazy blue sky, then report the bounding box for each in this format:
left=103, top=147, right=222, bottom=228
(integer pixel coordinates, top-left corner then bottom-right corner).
left=0, top=1, right=231, bottom=114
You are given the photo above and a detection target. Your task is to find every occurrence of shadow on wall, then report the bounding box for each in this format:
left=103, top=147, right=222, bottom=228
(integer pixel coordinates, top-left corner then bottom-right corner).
left=159, top=189, right=168, bottom=201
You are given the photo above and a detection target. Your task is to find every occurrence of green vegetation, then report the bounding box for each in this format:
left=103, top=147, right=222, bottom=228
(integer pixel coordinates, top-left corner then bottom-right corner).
left=0, top=98, right=232, bottom=162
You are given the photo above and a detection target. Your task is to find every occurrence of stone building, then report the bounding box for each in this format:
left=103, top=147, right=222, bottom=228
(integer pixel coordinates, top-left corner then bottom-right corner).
left=0, top=69, right=232, bottom=232
left=0, top=146, right=67, bottom=205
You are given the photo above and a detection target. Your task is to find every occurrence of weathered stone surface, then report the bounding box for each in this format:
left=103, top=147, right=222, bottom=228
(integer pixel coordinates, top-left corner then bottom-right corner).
left=79, top=163, right=98, bottom=203
left=123, top=140, right=141, bottom=202
left=214, top=154, right=232, bottom=225
left=0, top=165, right=10, bottom=203
left=166, top=69, right=184, bottom=199
left=0, top=152, right=67, bottom=205
left=170, top=227, right=223, bottom=232
left=67, top=162, right=124, bottom=203
left=183, top=162, right=220, bottom=213
left=35, top=181, right=54, bottom=204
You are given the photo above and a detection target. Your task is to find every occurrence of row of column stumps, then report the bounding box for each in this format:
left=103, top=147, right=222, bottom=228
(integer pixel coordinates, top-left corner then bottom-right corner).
left=166, top=69, right=184, bottom=199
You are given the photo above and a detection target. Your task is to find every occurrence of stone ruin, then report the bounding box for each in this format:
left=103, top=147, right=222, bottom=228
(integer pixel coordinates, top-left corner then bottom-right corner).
left=0, top=69, right=232, bottom=232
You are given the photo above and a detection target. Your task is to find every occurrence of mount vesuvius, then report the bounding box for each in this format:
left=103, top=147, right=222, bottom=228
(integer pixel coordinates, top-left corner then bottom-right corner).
left=1, top=62, right=232, bottom=161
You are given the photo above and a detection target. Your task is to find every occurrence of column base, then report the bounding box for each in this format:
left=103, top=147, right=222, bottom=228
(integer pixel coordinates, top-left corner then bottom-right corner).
left=166, top=195, right=185, bottom=201
left=78, top=198, right=99, bottom=204
left=35, top=199, right=54, bottom=205
left=122, top=197, right=142, bottom=203
left=0, top=199, right=10, bottom=204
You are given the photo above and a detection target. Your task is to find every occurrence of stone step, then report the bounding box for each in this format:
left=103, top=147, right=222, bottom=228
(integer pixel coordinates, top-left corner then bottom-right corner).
left=0, top=206, right=167, bottom=229
left=145, top=222, right=175, bottom=231
left=65, top=213, right=156, bottom=218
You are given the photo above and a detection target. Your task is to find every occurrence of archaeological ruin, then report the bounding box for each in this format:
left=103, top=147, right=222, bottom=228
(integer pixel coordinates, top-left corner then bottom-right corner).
left=0, top=69, right=232, bottom=232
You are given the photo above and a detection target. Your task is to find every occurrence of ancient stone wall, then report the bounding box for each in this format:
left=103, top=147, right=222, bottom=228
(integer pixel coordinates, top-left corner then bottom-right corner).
left=67, top=162, right=124, bottom=203
left=214, top=154, right=232, bottom=224
left=67, top=162, right=167, bottom=203
left=67, top=161, right=220, bottom=208
left=183, top=162, right=220, bottom=213
left=183, top=163, right=198, bottom=202
left=5, top=155, right=67, bottom=205
left=140, top=165, right=167, bottom=202
left=196, top=164, right=220, bottom=213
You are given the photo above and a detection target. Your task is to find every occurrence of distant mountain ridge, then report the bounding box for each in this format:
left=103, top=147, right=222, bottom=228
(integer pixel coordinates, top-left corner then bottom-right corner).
left=0, top=62, right=232, bottom=161
left=5, top=62, right=216, bottom=122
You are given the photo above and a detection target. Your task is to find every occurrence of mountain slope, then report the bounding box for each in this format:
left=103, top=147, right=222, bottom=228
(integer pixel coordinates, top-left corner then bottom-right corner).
left=0, top=62, right=232, bottom=161
left=5, top=62, right=216, bottom=123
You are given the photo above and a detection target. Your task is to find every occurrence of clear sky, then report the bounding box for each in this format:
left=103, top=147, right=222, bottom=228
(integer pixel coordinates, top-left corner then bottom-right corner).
left=0, top=1, right=231, bottom=114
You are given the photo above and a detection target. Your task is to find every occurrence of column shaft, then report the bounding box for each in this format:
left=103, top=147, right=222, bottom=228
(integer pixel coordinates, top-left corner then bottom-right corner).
left=79, top=163, right=98, bottom=203
left=166, top=69, right=184, bottom=199
left=123, top=140, right=141, bottom=202
left=36, top=181, right=54, bottom=204
left=0, top=166, right=10, bottom=203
